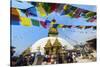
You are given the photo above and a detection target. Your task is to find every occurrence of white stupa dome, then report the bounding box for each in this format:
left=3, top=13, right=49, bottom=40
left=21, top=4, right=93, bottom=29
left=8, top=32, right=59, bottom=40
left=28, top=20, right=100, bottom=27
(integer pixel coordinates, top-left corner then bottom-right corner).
left=31, top=37, right=74, bottom=55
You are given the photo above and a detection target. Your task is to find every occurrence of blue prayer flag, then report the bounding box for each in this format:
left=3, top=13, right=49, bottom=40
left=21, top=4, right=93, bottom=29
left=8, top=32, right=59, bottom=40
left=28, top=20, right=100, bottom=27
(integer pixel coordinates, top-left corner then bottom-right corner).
left=26, top=7, right=37, bottom=16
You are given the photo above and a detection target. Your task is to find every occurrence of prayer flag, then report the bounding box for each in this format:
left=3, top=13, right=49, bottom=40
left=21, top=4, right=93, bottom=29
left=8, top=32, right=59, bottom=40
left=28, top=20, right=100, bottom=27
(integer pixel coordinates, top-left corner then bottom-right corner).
left=65, top=6, right=77, bottom=17
left=11, top=8, right=20, bottom=25
left=81, top=10, right=89, bottom=17
left=37, top=3, right=47, bottom=17
left=85, top=12, right=96, bottom=18
left=66, top=11, right=74, bottom=17
left=93, top=26, right=96, bottom=30
left=73, top=8, right=83, bottom=18
left=42, top=3, right=57, bottom=14
left=57, top=24, right=64, bottom=28
left=63, top=5, right=70, bottom=11
left=87, top=16, right=96, bottom=22
left=51, top=3, right=57, bottom=12
left=11, top=8, right=20, bottom=16
left=45, top=20, right=51, bottom=23
left=76, top=26, right=85, bottom=29
left=20, top=17, right=32, bottom=26
left=61, top=9, right=71, bottom=15
left=26, top=7, right=37, bottom=16
left=42, top=3, right=51, bottom=14
left=85, top=26, right=92, bottom=29
left=31, top=19, right=40, bottom=26
left=11, top=15, right=20, bottom=25
left=40, top=21, right=47, bottom=28
left=56, top=4, right=64, bottom=13
left=70, top=6, right=77, bottom=11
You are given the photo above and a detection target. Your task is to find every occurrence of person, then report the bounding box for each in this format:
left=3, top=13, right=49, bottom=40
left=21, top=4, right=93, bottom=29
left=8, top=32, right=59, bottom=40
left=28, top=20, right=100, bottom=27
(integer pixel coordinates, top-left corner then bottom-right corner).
left=16, top=55, right=27, bottom=66
left=66, top=53, right=73, bottom=63
left=72, top=52, right=77, bottom=62
left=29, top=56, right=35, bottom=65
left=42, top=56, right=48, bottom=65
left=11, top=56, right=18, bottom=66
left=58, top=54, right=63, bottom=63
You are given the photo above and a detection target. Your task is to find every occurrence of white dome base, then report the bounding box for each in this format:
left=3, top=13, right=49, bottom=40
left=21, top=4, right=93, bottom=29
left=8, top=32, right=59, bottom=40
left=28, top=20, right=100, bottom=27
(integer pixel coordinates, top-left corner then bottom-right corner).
left=31, top=37, right=74, bottom=55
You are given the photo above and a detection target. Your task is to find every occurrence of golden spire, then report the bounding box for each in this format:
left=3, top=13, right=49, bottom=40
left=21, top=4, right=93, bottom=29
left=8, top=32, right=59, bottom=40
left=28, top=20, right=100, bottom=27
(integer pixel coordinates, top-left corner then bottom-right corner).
left=45, top=39, right=52, bottom=48
left=53, top=38, right=62, bottom=47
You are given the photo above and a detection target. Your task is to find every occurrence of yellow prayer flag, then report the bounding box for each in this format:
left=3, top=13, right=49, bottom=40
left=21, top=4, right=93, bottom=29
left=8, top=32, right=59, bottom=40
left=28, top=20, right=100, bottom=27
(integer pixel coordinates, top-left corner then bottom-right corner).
left=20, top=17, right=32, bottom=26
left=63, top=5, right=69, bottom=10
left=37, top=3, right=47, bottom=17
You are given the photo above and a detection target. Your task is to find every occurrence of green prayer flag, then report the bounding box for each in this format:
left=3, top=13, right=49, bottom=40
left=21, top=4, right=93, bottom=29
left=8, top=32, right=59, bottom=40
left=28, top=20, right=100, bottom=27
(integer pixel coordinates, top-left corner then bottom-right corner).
left=66, top=11, right=74, bottom=17
left=31, top=19, right=40, bottom=26
left=57, top=24, right=63, bottom=28
left=70, top=6, right=77, bottom=11
left=42, top=3, right=51, bottom=14
left=85, top=12, right=96, bottom=18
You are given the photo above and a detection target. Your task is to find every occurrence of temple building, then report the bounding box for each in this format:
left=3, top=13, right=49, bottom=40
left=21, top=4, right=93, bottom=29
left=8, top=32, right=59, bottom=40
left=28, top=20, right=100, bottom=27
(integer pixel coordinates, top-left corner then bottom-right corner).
left=44, top=27, right=62, bottom=56
left=20, top=27, right=97, bottom=65
left=21, top=26, right=74, bottom=64
left=43, top=27, right=68, bottom=63
left=23, top=26, right=74, bottom=57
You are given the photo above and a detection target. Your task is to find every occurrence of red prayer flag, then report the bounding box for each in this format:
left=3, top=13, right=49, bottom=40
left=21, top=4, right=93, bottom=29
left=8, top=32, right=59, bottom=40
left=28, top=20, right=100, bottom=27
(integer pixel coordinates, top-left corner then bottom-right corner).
left=51, top=3, right=57, bottom=12
left=87, top=16, right=96, bottom=22
left=73, top=8, right=83, bottom=18
left=40, top=21, right=47, bottom=28
left=85, top=26, right=92, bottom=29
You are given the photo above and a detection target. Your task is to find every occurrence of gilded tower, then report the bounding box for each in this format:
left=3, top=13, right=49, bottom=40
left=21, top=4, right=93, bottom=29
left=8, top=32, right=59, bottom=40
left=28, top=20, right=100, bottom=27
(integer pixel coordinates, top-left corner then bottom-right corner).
left=44, top=27, right=62, bottom=55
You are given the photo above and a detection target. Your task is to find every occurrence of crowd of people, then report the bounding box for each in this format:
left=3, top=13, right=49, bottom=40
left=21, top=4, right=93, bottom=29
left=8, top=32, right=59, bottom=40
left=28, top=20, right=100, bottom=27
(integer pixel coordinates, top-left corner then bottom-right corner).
left=11, top=49, right=96, bottom=66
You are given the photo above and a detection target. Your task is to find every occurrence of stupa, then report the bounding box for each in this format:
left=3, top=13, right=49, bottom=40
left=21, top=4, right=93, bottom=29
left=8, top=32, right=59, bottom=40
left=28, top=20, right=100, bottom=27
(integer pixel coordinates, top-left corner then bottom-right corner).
left=44, top=27, right=62, bottom=55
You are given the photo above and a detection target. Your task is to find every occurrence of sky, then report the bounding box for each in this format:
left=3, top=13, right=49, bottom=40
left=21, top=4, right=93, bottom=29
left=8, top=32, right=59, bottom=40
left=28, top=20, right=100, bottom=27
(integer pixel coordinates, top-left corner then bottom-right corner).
left=11, top=0, right=96, bottom=56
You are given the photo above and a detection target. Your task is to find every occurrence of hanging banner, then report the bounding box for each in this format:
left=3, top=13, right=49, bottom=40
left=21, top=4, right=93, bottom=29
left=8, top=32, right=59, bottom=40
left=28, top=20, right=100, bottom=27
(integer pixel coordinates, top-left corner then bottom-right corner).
left=31, top=19, right=40, bottom=26
left=42, top=3, right=51, bottom=14
left=11, top=15, right=20, bottom=25
left=87, top=16, right=96, bottom=22
left=51, top=3, right=57, bottom=12
left=37, top=3, right=47, bottom=17
left=85, top=12, right=96, bottom=18
left=26, top=7, right=38, bottom=17
left=73, top=8, right=83, bottom=18
left=40, top=21, right=47, bottom=28
left=20, top=17, right=32, bottom=26
left=11, top=8, right=20, bottom=16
